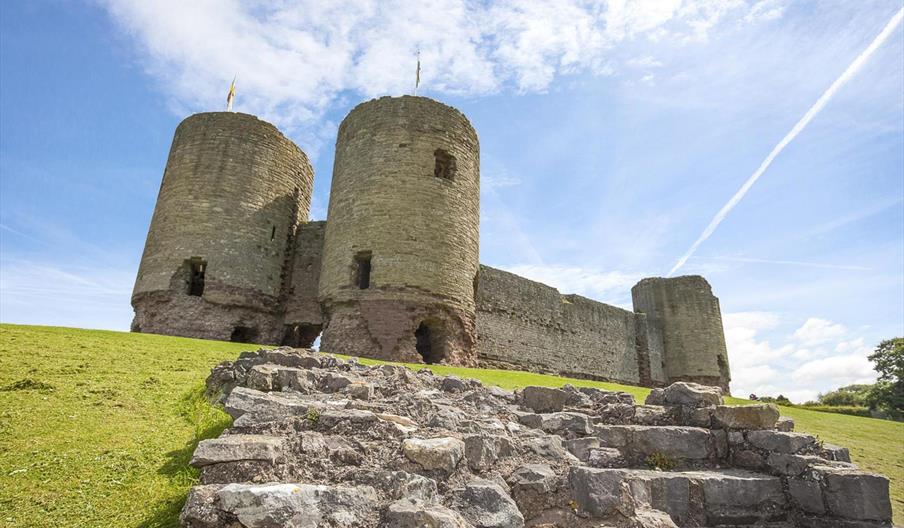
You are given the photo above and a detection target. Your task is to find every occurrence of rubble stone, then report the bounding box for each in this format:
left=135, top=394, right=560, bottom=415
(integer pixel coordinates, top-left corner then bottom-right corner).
left=402, top=437, right=466, bottom=473
left=180, top=348, right=893, bottom=528
left=713, top=404, right=780, bottom=430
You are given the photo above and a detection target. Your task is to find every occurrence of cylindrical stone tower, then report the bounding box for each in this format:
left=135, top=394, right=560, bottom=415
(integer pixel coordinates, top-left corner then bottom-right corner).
left=132, top=112, right=313, bottom=344
left=631, top=276, right=731, bottom=392
left=319, top=96, right=479, bottom=365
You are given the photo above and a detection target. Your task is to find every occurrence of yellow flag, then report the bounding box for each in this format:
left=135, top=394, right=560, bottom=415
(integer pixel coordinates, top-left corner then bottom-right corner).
left=226, top=76, right=236, bottom=111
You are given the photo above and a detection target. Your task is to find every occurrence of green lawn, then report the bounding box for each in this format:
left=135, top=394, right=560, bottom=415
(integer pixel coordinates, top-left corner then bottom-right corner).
left=0, top=324, right=901, bottom=527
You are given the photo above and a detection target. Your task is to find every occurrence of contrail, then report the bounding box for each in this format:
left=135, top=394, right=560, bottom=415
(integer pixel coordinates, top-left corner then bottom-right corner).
left=668, top=7, right=904, bottom=277
left=690, top=255, right=871, bottom=271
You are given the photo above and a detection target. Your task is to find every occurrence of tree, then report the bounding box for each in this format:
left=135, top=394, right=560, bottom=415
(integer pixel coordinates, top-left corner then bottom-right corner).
left=865, top=338, right=904, bottom=418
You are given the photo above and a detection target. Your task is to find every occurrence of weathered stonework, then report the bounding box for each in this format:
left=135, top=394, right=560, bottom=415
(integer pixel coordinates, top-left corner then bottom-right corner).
left=132, top=112, right=313, bottom=344
left=475, top=266, right=662, bottom=386
left=178, top=348, right=894, bottom=528
left=632, top=276, right=732, bottom=391
left=132, top=97, right=732, bottom=390
left=318, top=96, right=480, bottom=365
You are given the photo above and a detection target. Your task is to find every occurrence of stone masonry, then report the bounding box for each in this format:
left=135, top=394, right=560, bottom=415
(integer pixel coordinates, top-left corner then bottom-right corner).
left=180, top=346, right=893, bottom=527
left=132, top=96, right=732, bottom=391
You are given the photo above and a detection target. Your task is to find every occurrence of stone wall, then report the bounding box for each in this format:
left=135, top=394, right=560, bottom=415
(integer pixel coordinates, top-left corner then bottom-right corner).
left=632, top=276, right=731, bottom=391
left=475, top=266, right=659, bottom=385
left=182, top=349, right=893, bottom=528
left=131, top=112, right=313, bottom=344
left=278, top=221, right=326, bottom=347
left=318, top=96, right=480, bottom=365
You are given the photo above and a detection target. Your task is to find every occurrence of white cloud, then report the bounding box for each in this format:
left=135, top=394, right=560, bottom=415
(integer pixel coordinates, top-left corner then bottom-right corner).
left=791, top=354, right=877, bottom=384
left=724, top=312, right=882, bottom=402
left=99, top=0, right=782, bottom=137
left=793, top=317, right=847, bottom=346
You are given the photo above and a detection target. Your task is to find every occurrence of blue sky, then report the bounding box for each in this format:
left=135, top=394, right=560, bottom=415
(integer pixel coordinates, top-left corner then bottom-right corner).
left=1, top=0, right=902, bottom=402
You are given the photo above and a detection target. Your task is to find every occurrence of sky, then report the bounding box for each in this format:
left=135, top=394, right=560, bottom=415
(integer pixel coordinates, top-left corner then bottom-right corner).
left=1, top=0, right=902, bottom=403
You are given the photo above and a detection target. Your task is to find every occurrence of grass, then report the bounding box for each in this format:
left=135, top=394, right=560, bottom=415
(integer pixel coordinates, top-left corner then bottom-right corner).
left=0, top=324, right=901, bottom=526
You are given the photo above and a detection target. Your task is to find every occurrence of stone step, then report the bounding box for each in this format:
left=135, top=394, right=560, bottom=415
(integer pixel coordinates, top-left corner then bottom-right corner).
left=594, top=424, right=727, bottom=468
left=570, top=467, right=787, bottom=527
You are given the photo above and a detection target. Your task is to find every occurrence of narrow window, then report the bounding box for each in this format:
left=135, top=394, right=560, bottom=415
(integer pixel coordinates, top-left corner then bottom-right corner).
left=353, top=252, right=372, bottom=289
left=434, top=149, right=455, bottom=180
left=270, top=225, right=276, bottom=240
left=187, top=259, right=206, bottom=296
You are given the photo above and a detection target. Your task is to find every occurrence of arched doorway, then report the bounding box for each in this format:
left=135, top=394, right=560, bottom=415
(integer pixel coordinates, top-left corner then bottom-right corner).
left=415, top=321, right=445, bottom=364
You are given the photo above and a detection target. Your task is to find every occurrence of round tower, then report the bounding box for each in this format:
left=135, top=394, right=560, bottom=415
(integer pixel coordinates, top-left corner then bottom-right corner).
left=319, top=96, right=480, bottom=365
left=631, top=275, right=731, bottom=392
left=132, top=112, right=313, bottom=343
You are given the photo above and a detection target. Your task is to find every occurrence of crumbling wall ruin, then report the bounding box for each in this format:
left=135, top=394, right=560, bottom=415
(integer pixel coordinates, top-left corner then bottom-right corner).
left=632, top=276, right=731, bottom=392
left=475, top=266, right=666, bottom=386
left=180, top=347, right=894, bottom=528
left=280, top=221, right=326, bottom=347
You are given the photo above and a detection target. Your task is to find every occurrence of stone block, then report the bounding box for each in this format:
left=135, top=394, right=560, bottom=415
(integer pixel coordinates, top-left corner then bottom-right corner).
left=190, top=434, right=284, bottom=467
left=821, top=443, right=851, bottom=463
left=818, top=466, right=892, bottom=521
left=700, top=471, right=786, bottom=525
left=508, top=464, right=558, bottom=519
left=216, top=482, right=377, bottom=527
left=519, top=386, right=569, bottom=413
left=588, top=447, right=627, bottom=468
left=564, top=437, right=599, bottom=461
left=385, top=499, right=471, bottom=528
left=568, top=467, right=632, bottom=518
left=630, top=426, right=713, bottom=461
left=661, top=382, right=723, bottom=407
left=746, top=431, right=816, bottom=454
left=776, top=416, right=794, bottom=432
left=402, top=437, right=465, bottom=473
left=452, top=479, right=525, bottom=528
left=713, top=404, right=780, bottom=430
left=788, top=477, right=825, bottom=515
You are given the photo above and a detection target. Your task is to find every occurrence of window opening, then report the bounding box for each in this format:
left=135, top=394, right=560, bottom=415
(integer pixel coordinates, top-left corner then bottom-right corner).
left=188, top=259, right=206, bottom=296
left=354, top=252, right=372, bottom=289
left=434, top=149, right=455, bottom=180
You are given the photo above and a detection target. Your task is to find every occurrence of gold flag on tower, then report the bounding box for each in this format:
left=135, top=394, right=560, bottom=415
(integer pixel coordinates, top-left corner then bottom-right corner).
left=226, top=76, right=236, bottom=111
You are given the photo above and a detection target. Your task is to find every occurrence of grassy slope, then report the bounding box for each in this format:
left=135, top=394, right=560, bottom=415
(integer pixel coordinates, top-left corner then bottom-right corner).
left=0, top=324, right=901, bottom=527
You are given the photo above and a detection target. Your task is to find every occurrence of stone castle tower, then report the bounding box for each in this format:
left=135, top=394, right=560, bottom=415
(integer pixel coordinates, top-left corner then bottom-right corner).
left=319, top=97, right=480, bottom=365
left=132, top=112, right=314, bottom=344
left=132, top=96, right=731, bottom=391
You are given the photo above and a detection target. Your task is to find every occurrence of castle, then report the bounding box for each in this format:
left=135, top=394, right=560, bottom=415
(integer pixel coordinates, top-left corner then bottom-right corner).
left=131, top=96, right=732, bottom=391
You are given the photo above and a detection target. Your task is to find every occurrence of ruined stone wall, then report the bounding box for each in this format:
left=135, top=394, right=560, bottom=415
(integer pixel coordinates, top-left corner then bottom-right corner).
left=319, top=96, right=480, bottom=364
left=280, top=221, right=326, bottom=345
left=132, top=112, right=313, bottom=344
left=475, top=266, right=650, bottom=385
left=631, top=276, right=731, bottom=392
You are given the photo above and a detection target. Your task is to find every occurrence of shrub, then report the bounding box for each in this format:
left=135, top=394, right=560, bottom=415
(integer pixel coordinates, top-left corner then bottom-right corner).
left=645, top=451, right=676, bottom=471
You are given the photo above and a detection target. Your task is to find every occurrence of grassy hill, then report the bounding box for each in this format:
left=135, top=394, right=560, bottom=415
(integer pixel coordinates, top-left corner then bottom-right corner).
left=0, top=324, right=901, bottom=527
